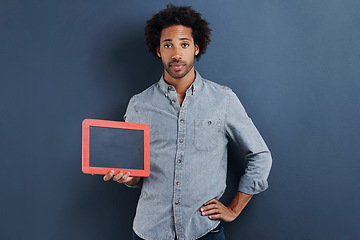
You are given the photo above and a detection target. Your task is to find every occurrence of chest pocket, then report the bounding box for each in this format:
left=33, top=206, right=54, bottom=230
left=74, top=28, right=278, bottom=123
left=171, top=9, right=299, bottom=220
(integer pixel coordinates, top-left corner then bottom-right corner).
left=194, top=119, right=224, bottom=151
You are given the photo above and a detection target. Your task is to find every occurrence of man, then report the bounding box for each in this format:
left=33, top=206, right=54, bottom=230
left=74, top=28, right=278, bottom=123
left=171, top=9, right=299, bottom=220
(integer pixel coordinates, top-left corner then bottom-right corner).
left=103, top=4, right=272, bottom=240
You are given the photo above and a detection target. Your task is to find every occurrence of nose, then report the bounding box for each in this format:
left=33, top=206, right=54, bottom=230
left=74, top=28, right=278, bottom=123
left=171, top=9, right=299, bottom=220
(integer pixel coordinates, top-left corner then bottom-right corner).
left=172, top=47, right=182, bottom=61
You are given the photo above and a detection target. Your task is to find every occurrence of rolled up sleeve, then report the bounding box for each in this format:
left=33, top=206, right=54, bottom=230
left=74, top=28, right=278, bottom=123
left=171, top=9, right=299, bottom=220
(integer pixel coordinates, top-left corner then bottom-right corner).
left=225, top=90, right=272, bottom=195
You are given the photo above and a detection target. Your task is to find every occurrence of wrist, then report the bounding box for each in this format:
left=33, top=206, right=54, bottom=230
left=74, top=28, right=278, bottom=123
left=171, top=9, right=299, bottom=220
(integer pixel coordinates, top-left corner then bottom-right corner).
left=127, top=177, right=141, bottom=186
left=228, top=192, right=253, bottom=216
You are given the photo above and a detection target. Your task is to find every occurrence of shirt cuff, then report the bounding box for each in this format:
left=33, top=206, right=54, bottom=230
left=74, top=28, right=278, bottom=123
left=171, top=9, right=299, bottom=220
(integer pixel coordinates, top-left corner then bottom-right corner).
left=238, top=175, right=269, bottom=195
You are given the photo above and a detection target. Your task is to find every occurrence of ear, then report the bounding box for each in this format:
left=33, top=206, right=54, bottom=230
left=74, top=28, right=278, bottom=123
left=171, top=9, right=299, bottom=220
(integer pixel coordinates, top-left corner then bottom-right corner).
left=195, top=44, right=200, bottom=56
left=157, top=47, right=161, bottom=58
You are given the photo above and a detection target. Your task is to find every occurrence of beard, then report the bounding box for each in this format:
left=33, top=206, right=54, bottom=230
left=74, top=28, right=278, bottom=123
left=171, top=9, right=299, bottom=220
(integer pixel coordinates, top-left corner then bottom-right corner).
left=163, top=59, right=194, bottom=79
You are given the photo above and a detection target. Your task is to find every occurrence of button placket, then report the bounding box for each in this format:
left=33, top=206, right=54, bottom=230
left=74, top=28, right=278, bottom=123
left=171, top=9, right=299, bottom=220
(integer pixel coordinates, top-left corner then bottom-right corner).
left=173, top=94, right=189, bottom=239
left=167, top=87, right=180, bottom=112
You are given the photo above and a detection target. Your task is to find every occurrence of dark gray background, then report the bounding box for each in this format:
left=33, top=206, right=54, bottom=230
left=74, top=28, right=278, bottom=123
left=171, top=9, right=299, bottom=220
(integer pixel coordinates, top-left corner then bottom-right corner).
left=1, top=0, right=359, bottom=239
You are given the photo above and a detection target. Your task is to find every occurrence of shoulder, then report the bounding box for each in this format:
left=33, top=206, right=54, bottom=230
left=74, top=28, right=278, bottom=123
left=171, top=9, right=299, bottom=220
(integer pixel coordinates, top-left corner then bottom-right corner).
left=128, top=82, right=159, bottom=103
left=200, top=76, right=242, bottom=109
left=201, top=77, right=234, bottom=96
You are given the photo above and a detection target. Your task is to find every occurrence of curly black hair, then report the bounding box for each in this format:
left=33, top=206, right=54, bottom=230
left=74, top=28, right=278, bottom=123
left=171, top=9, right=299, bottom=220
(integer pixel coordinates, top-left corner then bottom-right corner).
left=144, top=3, right=211, bottom=61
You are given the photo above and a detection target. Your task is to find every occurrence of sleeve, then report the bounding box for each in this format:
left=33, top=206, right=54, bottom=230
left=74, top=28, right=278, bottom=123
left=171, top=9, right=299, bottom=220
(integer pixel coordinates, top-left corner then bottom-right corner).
left=123, top=95, right=143, bottom=189
left=225, top=89, right=272, bottom=195
left=123, top=96, right=139, bottom=123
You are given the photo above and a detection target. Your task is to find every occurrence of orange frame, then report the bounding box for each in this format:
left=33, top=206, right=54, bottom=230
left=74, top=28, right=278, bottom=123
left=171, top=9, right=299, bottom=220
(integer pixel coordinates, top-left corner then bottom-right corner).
left=82, top=119, right=150, bottom=177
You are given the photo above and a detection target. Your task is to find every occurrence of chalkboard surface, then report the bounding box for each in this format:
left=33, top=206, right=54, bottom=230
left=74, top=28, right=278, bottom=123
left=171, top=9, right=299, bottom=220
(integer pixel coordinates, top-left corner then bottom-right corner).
left=82, top=119, right=150, bottom=176
left=89, top=126, right=144, bottom=170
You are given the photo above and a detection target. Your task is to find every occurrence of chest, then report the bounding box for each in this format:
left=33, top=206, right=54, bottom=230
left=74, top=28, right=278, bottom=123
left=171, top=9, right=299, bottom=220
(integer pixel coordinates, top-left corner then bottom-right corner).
left=137, top=95, right=228, bottom=149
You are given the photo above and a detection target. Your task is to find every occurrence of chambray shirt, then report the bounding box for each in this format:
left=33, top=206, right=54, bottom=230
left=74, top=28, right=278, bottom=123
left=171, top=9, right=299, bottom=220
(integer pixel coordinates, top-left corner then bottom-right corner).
left=124, top=71, right=272, bottom=240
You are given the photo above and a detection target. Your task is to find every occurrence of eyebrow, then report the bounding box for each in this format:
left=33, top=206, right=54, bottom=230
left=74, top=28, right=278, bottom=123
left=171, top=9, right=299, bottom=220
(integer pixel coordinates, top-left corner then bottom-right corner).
left=161, top=37, right=192, bottom=43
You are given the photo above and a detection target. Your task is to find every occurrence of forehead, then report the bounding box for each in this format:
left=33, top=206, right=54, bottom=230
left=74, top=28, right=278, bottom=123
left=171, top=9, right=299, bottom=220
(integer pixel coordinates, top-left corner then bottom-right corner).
left=160, top=25, right=193, bottom=42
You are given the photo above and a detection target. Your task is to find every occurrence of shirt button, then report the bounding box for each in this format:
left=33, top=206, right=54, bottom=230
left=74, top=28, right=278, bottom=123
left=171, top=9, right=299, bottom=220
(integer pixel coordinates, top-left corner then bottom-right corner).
left=176, top=181, right=180, bottom=185
left=178, top=159, right=182, bottom=163
left=180, top=119, right=184, bottom=123
left=208, top=121, right=212, bottom=125
left=179, top=139, right=183, bottom=143
left=172, top=100, right=176, bottom=103
left=175, top=201, right=179, bottom=205
left=168, top=86, right=172, bottom=90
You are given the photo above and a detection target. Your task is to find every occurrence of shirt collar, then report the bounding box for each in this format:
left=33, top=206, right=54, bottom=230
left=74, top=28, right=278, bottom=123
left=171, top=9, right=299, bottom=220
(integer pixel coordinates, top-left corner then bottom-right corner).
left=158, top=70, right=202, bottom=96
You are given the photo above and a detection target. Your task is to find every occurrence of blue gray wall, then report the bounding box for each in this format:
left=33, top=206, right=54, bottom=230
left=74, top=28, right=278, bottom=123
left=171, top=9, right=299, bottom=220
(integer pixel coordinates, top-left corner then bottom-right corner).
left=1, top=0, right=359, bottom=239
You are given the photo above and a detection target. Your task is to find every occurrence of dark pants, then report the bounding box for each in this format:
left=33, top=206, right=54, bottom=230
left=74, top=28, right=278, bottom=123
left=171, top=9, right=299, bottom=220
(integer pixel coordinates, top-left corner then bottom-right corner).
left=132, top=222, right=226, bottom=240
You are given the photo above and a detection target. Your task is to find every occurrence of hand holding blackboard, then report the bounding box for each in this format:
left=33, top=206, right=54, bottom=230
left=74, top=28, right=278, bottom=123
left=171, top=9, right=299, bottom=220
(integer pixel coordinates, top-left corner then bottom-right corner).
left=82, top=119, right=150, bottom=177
left=103, top=170, right=141, bottom=186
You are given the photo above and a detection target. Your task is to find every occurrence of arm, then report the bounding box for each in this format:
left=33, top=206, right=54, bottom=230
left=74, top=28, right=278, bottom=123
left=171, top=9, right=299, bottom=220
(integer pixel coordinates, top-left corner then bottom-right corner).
left=225, top=90, right=272, bottom=195
left=200, top=192, right=252, bottom=222
left=200, top=90, right=272, bottom=222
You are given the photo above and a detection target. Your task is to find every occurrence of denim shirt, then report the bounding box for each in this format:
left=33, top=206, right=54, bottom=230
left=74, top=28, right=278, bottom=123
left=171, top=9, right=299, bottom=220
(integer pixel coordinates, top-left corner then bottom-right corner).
left=124, top=71, right=272, bottom=240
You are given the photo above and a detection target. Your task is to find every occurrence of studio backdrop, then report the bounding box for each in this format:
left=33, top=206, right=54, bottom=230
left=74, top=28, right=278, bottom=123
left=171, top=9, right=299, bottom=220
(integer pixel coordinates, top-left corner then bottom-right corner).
left=1, top=0, right=359, bottom=239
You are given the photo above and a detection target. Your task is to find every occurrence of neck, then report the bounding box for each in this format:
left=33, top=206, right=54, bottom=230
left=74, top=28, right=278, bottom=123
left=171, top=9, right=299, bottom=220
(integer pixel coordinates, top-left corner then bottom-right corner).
left=163, top=67, right=196, bottom=95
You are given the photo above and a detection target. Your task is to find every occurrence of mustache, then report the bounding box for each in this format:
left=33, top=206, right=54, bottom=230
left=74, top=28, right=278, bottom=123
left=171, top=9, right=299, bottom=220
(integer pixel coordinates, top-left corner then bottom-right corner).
left=169, top=60, right=186, bottom=65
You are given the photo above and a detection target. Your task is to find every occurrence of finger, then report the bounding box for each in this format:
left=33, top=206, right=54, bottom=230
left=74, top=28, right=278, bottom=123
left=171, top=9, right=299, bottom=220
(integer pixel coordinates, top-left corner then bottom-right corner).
left=119, top=172, right=131, bottom=182
left=113, top=171, right=124, bottom=182
left=123, top=176, right=134, bottom=183
left=200, top=203, right=218, bottom=212
left=201, top=208, right=220, bottom=216
left=103, top=170, right=115, bottom=181
left=116, top=172, right=131, bottom=183
left=124, top=171, right=131, bottom=178
left=204, top=199, right=218, bottom=205
left=208, top=214, right=222, bottom=220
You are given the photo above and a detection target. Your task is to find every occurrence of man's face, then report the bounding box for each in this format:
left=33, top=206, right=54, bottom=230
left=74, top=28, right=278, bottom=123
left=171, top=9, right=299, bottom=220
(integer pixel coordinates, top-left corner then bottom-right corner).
left=157, top=25, right=199, bottom=80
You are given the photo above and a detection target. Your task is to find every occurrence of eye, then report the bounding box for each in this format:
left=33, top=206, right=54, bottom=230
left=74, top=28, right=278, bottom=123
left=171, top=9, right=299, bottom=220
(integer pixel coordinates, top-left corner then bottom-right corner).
left=182, top=43, right=189, bottom=48
left=164, top=44, right=172, bottom=48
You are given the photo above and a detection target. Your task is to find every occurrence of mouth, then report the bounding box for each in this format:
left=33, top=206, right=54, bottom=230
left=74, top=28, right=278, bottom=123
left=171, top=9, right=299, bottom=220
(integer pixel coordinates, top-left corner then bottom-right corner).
left=169, top=63, right=185, bottom=71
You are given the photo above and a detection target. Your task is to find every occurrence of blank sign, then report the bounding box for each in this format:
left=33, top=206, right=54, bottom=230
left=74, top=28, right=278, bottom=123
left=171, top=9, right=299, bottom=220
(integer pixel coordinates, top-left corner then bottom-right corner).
left=82, top=119, right=150, bottom=177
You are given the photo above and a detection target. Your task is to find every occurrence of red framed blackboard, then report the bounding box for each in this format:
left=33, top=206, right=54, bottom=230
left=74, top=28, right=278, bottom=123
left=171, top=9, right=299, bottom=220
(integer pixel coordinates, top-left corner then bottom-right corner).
left=82, top=119, right=150, bottom=177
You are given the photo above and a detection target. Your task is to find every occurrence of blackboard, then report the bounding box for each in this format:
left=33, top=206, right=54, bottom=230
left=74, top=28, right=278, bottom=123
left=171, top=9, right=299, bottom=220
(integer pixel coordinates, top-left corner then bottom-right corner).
left=82, top=119, right=150, bottom=177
